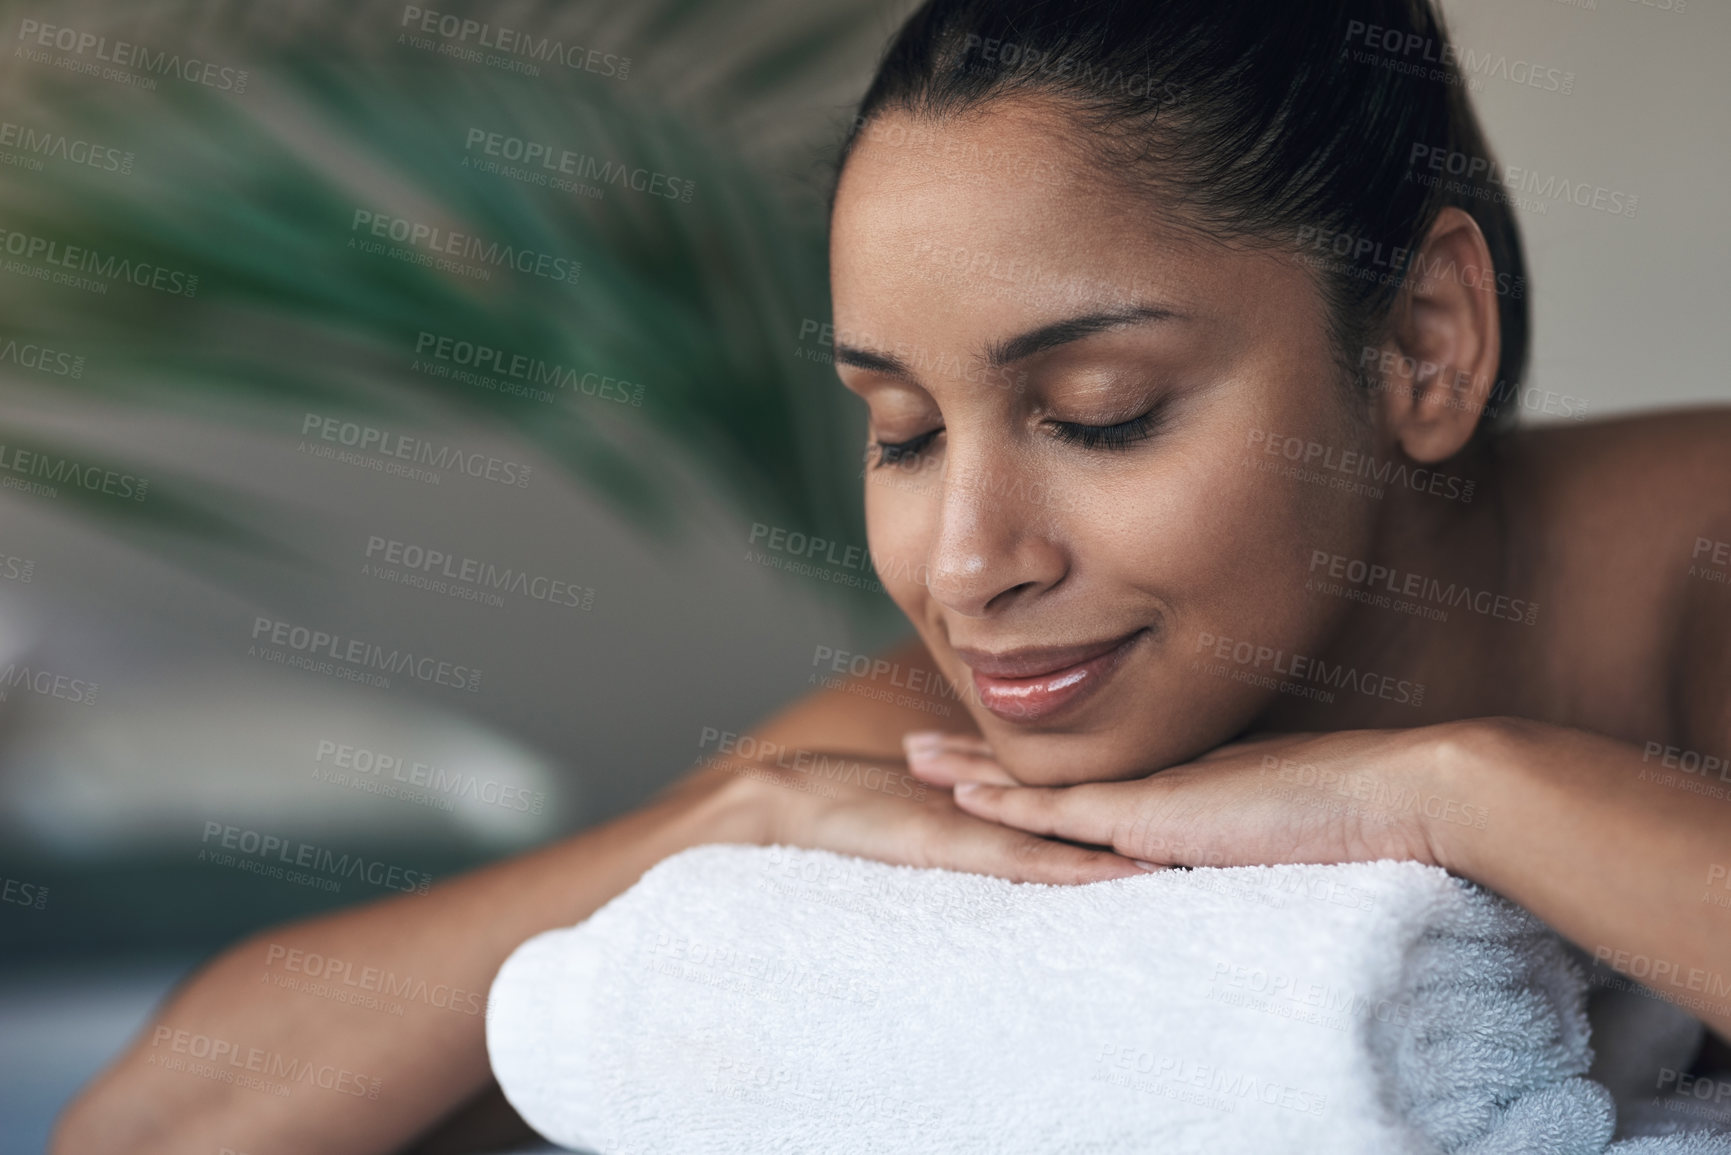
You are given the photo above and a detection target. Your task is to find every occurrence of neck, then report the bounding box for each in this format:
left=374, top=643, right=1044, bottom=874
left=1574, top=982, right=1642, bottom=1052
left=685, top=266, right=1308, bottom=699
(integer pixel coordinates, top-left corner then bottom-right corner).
left=1257, top=443, right=1518, bottom=731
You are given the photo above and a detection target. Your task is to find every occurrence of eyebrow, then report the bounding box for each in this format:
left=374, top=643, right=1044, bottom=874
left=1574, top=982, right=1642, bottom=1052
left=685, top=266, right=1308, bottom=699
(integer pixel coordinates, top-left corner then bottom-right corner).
left=833, top=305, right=1183, bottom=379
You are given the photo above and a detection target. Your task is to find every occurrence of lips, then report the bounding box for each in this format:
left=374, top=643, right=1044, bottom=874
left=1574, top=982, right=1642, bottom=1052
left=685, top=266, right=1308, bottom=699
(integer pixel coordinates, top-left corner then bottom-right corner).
left=955, top=628, right=1148, bottom=724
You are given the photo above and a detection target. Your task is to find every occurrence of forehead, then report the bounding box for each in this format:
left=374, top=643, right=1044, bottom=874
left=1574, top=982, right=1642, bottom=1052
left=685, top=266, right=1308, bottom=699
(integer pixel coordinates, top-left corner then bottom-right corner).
left=829, top=102, right=1308, bottom=348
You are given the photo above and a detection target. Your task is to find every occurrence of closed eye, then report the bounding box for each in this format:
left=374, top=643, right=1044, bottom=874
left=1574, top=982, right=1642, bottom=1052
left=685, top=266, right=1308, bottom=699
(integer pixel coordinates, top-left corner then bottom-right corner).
left=871, top=428, right=942, bottom=469
left=1047, top=402, right=1167, bottom=451
left=869, top=401, right=1167, bottom=468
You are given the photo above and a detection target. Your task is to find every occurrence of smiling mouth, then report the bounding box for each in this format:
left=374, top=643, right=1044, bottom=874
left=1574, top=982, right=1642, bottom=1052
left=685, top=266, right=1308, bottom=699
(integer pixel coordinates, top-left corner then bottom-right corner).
left=956, top=628, right=1150, bottom=724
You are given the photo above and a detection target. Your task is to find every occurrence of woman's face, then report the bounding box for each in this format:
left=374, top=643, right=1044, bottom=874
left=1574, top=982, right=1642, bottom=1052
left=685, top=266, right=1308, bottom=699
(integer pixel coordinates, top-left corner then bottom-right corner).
left=829, top=101, right=1382, bottom=786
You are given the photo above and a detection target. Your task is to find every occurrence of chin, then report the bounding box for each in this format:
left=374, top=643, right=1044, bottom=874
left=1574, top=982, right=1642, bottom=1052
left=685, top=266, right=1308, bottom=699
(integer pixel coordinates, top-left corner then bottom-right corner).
left=983, top=724, right=1157, bottom=788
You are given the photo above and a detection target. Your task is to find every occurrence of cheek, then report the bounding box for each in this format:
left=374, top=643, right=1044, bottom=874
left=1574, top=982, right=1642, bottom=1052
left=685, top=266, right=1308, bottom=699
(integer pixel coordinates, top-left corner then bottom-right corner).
left=1183, top=420, right=1372, bottom=647
left=1125, top=367, right=1369, bottom=621
left=1073, top=416, right=1332, bottom=628
left=1008, top=395, right=1375, bottom=776
left=864, top=465, right=937, bottom=618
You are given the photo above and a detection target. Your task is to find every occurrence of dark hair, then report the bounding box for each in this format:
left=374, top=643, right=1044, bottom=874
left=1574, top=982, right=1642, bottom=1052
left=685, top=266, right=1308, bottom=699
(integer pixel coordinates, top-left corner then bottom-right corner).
left=834, top=0, right=1529, bottom=444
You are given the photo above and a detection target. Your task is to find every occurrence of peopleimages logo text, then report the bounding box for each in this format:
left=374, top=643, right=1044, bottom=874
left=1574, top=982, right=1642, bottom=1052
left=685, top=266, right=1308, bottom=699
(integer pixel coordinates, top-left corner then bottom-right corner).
left=399, top=7, right=629, bottom=78
left=0, top=441, right=148, bottom=501
left=1195, top=631, right=1425, bottom=707
left=413, top=331, right=642, bottom=406
left=0, top=225, right=198, bottom=296
left=0, top=333, right=85, bottom=378
left=349, top=210, right=581, bottom=284
left=15, top=20, right=250, bottom=92
left=364, top=535, right=594, bottom=610
left=299, top=413, right=532, bottom=488
left=1409, top=145, right=1637, bottom=219
left=463, top=129, right=693, bottom=202
left=200, top=821, right=432, bottom=894
left=1307, top=549, right=1538, bottom=626
left=250, top=617, right=482, bottom=692
left=0, top=120, right=134, bottom=174
left=1246, top=429, right=1474, bottom=503
left=1344, top=20, right=1574, bottom=94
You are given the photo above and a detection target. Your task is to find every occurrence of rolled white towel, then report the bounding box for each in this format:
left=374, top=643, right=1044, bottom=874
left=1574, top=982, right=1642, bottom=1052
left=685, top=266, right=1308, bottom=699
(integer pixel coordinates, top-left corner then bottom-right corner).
left=486, top=844, right=1722, bottom=1155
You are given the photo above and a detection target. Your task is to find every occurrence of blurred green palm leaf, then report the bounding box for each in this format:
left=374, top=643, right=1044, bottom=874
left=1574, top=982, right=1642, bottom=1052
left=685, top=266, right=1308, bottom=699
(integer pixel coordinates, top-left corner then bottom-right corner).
left=0, top=0, right=897, bottom=604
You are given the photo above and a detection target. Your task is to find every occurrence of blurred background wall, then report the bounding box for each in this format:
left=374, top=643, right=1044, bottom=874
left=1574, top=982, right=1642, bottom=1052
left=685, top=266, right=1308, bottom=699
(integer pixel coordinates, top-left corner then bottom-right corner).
left=0, top=0, right=1725, bottom=1149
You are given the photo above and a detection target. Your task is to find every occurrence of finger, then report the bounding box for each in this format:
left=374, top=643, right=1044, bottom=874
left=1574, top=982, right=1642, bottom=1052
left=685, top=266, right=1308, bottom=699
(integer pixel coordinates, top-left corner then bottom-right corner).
left=902, top=729, right=996, bottom=759
left=946, top=823, right=1157, bottom=885
left=950, top=780, right=1131, bottom=848
left=1179, top=732, right=1298, bottom=766
left=797, top=782, right=1160, bottom=886
left=903, top=742, right=1019, bottom=787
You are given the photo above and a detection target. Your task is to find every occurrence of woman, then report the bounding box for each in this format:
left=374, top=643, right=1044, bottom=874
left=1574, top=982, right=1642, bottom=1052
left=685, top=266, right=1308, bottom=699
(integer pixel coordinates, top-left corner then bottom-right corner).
left=55, top=0, right=1731, bottom=1151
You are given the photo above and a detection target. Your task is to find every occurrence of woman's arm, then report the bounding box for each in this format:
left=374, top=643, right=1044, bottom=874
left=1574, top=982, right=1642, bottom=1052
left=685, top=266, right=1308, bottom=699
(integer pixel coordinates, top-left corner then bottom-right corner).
left=1436, top=719, right=1731, bottom=1045
left=54, top=636, right=1140, bottom=1155
left=913, top=717, right=1731, bottom=1044
left=1448, top=578, right=1731, bottom=1044
left=51, top=764, right=761, bottom=1155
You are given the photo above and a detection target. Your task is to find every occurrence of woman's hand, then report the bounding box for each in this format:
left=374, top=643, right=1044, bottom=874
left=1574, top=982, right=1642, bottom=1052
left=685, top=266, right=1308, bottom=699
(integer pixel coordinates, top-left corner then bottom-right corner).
left=696, top=747, right=1151, bottom=885
left=901, top=726, right=1481, bottom=871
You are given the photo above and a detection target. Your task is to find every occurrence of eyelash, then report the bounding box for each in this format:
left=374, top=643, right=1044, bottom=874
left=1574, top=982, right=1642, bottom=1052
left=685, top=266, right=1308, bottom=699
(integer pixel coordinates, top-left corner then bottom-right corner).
left=1047, top=405, right=1166, bottom=451
left=870, top=404, right=1166, bottom=468
left=872, top=429, right=941, bottom=468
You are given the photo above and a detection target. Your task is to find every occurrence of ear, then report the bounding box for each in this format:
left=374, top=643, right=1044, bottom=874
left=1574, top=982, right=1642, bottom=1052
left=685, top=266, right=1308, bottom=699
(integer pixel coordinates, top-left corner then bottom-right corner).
left=1368, top=207, right=1503, bottom=463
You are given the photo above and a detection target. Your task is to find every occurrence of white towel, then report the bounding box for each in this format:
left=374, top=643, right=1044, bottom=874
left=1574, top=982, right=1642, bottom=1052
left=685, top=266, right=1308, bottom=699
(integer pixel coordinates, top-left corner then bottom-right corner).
left=486, top=844, right=1731, bottom=1155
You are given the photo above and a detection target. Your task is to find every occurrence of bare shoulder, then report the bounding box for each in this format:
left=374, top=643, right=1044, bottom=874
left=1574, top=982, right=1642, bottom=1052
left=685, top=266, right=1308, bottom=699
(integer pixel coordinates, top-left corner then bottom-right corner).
left=1501, top=405, right=1731, bottom=589
left=1503, top=405, right=1731, bottom=532
left=1501, top=405, right=1731, bottom=745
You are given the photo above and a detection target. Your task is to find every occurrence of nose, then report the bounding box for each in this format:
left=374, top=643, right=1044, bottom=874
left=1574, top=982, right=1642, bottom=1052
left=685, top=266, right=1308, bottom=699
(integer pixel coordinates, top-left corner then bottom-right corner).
left=923, top=446, right=1068, bottom=617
